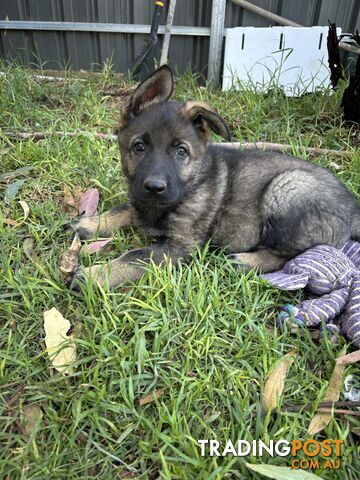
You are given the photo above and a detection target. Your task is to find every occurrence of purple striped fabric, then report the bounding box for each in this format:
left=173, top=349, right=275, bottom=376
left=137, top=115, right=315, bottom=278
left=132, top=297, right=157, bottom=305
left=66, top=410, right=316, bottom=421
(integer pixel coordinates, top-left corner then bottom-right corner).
left=261, top=241, right=360, bottom=348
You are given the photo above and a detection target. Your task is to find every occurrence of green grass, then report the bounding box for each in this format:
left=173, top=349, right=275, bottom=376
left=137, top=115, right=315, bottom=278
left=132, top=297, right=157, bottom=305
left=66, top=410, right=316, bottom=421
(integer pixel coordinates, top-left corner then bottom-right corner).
left=0, top=63, right=359, bottom=480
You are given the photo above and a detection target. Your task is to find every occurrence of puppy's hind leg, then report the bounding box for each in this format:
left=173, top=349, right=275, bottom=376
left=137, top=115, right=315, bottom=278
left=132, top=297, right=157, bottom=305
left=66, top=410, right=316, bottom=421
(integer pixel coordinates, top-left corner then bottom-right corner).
left=228, top=249, right=290, bottom=273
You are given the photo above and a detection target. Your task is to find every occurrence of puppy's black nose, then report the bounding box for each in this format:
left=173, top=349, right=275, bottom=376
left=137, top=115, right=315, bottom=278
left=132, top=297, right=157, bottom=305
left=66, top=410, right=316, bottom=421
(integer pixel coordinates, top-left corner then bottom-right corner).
left=143, top=177, right=167, bottom=194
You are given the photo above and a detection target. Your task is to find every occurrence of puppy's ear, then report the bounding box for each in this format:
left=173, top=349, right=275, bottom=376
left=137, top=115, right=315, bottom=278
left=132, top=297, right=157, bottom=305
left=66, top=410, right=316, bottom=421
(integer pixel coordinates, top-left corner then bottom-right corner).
left=122, top=65, right=174, bottom=122
left=182, top=101, right=231, bottom=141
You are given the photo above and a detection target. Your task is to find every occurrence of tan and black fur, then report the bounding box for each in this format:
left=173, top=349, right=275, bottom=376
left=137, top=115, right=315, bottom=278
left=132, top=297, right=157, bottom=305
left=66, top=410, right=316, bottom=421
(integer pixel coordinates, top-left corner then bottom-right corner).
left=69, top=66, right=360, bottom=289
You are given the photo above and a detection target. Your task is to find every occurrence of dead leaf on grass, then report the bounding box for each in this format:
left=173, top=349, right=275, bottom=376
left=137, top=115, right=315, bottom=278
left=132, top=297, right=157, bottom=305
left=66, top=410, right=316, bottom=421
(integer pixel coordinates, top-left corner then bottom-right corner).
left=22, top=237, right=49, bottom=275
left=43, top=307, right=77, bottom=374
left=59, top=235, right=82, bottom=279
left=262, top=351, right=296, bottom=411
left=19, top=200, right=30, bottom=220
left=0, top=166, right=33, bottom=183
left=21, top=405, right=43, bottom=436
left=307, top=348, right=346, bottom=435
left=1, top=217, right=19, bottom=227
left=82, top=238, right=113, bottom=254
left=138, top=388, right=165, bottom=406
left=23, top=238, right=36, bottom=260
left=63, top=185, right=83, bottom=217
left=79, top=188, right=99, bottom=216
left=5, top=179, right=26, bottom=201
left=336, top=349, right=360, bottom=366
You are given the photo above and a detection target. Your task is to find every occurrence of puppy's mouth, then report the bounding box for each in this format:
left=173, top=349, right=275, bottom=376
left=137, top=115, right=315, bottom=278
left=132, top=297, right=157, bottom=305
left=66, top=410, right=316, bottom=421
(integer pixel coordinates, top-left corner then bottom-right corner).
left=139, top=196, right=179, bottom=208
left=130, top=189, right=179, bottom=209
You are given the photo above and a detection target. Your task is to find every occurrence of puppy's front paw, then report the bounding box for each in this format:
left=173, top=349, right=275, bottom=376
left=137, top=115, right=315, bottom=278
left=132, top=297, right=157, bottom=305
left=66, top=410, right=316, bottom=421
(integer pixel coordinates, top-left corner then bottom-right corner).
left=69, top=264, right=109, bottom=290
left=63, top=216, right=100, bottom=240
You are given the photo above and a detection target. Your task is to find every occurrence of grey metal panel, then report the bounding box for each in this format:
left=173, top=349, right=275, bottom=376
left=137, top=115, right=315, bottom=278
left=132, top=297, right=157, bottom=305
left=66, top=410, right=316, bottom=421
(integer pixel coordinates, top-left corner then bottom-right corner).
left=0, top=0, right=32, bottom=65
left=318, top=0, right=359, bottom=31
left=27, top=0, right=67, bottom=69
left=97, top=1, right=133, bottom=72
left=242, top=1, right=281, bottom=27
left=62, top=0, right=99, bottom=71
left=0, top=0, right=358, bottom=74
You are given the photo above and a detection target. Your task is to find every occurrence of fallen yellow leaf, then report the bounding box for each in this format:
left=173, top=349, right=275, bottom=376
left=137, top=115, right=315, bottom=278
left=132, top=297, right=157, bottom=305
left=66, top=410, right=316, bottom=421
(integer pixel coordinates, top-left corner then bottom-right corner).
left=19, top=200, right=30, bottom=220
left=307, top=349, right=346, bottom=435
left=262, top=351, right=296, bottom=411
left=21, top=405, right=43, bottom=436
left=43, top=307, right=76, bottom=375
left=138, top=388, right=165, bottom=406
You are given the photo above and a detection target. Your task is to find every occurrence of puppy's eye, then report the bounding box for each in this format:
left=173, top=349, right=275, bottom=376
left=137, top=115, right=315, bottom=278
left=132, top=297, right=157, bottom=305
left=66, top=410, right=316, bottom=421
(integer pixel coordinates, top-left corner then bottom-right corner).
left=133, top=141, right=145, bottom=153
left=177, top=146, right=188, bottom=157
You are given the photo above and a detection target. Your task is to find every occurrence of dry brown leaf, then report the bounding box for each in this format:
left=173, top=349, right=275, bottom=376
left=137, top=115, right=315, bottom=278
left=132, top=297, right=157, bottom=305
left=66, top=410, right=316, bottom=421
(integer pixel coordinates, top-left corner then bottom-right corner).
left=262, top=351, right=296, bottom=411
left=59, top=235, right=82, bottom=278
left=82, top=238, right=113, bottom=254
left=138, top=388, right=165, bottom=406
left=43, top=307, right=76, bottom=375
left=19, top=200, right=30, bottom=220
left=21, top=405, right=43, bottom=436
left=22, top=238, right=49, bottom=276
left=63, top=185, right=83, bottom=217
left=307, top=348, right=346, bottom=435
left=336, top=349, right=360, bottom=366
left=23, top=238, right=36, bottom=260
left=1, top=217, right=19, bottom=227
left=78, top=188, right=99, bottom=216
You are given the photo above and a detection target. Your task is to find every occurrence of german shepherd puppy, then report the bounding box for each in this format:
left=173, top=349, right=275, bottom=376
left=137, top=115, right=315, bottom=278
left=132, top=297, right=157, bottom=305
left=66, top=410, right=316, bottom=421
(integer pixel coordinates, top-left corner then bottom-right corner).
left=69, top=65, right=360, bottom=289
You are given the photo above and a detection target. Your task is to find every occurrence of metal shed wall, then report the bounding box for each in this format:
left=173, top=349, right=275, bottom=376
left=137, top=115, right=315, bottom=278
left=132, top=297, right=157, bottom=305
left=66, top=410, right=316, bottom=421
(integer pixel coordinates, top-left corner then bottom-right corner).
left=0, top=0, right=359, bottom=75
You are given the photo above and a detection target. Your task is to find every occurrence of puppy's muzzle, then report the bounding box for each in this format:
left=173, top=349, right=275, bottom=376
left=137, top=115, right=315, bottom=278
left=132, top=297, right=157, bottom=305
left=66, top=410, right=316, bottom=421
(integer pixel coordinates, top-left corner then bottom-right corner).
left=143, top=177, right=167, bottom=195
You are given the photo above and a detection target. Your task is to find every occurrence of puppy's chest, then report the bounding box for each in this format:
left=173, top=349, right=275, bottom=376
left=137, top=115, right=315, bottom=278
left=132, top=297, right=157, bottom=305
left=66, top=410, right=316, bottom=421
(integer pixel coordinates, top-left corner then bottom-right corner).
left=134, top=199, right=216, bottom=245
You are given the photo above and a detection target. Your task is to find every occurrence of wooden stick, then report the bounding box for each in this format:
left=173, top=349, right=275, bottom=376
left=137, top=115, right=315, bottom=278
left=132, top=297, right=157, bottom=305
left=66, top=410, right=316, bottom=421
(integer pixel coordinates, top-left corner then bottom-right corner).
left=3, top=130, right=118, bottom=141
left=0, top=71, right=86, bottom=82
left=283, top=400, right=360, bottom=412
left=315, top=408, right=360, bottom=416
left=2, top=131, right=352, bottom=156
left=217, top=141, right=352, bottom=156
left=231, top=0, right=300, bottom=27
left=336, top=349, right=360, bottom=365
left=160, top=0, right=177, bottom=66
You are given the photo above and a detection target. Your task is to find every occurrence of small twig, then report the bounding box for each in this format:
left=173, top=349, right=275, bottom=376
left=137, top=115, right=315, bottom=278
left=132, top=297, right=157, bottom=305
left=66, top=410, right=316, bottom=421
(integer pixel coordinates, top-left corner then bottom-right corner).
left=315, top=408, right=360, bottom=416
left=0, top=380, right=24, bottom=390
left=0, top=71, right=86, bottom=82
left=3, top=130, right=117, bottom=142
left=1, top=130, right=353, bottom=156
left=219, top=141, right=352, bottom=156
left=283, top=400, right=360, bottom=413
left=336, top=349, right=360, bottom=365
left=5, top=385, right=25, bottom=407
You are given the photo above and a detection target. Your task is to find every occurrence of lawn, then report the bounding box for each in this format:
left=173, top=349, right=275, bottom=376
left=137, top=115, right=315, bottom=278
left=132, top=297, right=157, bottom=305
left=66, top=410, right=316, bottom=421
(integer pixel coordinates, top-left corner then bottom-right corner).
left=0, top=63, right=359, bottom=480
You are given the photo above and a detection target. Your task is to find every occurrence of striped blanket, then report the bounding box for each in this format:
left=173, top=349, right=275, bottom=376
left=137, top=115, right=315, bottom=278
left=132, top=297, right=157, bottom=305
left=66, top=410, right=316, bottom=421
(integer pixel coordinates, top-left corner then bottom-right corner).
left=262, top=241, right=360, bottom=347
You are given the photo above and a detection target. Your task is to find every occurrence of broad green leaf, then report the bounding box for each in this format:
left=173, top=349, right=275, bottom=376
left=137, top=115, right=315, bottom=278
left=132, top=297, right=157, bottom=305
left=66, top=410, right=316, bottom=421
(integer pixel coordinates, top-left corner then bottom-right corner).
left=0, top=166, right=33, bottom=182
left=5, top=179, right=26, bottom=201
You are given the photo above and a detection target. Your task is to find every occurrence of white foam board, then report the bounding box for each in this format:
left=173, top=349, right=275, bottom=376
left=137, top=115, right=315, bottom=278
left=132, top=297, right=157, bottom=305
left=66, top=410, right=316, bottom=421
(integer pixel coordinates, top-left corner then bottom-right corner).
left=222, top=26, right=341, bottom=96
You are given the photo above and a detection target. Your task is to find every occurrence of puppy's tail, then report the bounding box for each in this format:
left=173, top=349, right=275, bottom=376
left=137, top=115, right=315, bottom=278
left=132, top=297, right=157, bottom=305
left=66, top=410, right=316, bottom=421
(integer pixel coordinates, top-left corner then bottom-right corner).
left=351, top=205, right=360, bottom=239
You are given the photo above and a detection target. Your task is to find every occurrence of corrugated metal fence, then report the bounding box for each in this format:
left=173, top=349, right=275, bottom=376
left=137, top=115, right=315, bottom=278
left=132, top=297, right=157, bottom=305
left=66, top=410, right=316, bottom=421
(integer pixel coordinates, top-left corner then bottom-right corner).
left=0, top=0, right=359, bottom=76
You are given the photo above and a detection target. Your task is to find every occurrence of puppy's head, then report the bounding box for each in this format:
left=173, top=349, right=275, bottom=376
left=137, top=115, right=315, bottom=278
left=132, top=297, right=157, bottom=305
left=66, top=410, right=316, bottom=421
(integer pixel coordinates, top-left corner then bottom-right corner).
left=117, top=66, right=231, bottom=208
